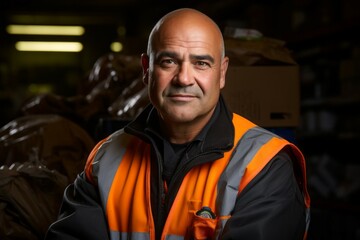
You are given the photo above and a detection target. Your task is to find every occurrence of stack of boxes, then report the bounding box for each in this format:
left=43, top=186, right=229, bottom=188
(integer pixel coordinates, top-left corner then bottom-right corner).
left=221, top=32, right=300, bottom=141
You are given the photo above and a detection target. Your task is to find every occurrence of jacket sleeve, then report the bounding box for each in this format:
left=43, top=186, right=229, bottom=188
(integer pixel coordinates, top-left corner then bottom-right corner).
left=44, top=172, right=110, bottom=240
left=221, top=149, right=306, bottom=240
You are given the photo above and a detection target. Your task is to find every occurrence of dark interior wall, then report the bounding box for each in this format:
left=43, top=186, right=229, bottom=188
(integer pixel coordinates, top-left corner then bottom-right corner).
left=0, top=1, right=359, bottom=239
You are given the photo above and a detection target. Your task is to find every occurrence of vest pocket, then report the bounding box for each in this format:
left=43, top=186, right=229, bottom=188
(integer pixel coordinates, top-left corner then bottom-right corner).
left=188, top=213, right=217, bottom=240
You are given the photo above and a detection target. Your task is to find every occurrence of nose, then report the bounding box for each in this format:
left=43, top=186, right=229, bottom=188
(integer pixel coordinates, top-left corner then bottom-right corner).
left=173, top=62, right=194, bottom=86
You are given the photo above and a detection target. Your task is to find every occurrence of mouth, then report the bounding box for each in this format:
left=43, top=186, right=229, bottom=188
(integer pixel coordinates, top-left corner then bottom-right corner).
left=168, top=94, right=197, bottom=102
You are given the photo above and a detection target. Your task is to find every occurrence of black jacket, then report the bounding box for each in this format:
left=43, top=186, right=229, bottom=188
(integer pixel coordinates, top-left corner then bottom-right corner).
left=45, top=97, right=306, bottom=240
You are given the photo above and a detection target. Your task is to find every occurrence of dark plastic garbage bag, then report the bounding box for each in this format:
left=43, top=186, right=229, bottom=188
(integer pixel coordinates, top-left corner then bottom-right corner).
left=0, top=162, right=68, bottom=240
left=0, top=114, right=95, bottom=239
left=0, top=114, right=95, bottom=181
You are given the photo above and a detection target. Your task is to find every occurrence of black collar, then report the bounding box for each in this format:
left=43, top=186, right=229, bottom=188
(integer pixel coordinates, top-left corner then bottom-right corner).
left=124, top=94, right=234, bottom=152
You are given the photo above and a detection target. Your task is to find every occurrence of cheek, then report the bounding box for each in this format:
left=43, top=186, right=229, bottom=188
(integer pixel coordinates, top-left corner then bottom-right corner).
left=148, top=73, right=168, bottom=99
left=152, top=71, right=172, bottom=89
left=197, top=74, right=221, bottom=95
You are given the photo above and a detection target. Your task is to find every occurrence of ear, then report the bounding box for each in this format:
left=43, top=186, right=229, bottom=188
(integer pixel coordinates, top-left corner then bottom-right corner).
left=141, top=53, right=150, bottom=85
left=220, top=56, right=229, bottom=89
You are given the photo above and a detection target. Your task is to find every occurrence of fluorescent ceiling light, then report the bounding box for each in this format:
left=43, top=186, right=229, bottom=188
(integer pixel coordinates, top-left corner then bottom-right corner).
left=7, top=25, right=85, bottom=36
left=110, top=41, right=123, bottom=52
left=15, top=41, right=83, bottom=52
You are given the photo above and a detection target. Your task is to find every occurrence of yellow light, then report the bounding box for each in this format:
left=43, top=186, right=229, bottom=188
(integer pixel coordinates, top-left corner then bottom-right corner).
left=28, top=84, right=53, bottom=94
left=6, top=25, right=85, bottom=36
left=15, top=41, right=83, bottom=52
left=110, top=41, right=123, bottom=52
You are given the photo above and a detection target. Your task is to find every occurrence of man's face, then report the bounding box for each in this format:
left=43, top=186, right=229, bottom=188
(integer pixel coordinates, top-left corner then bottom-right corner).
left=143, top=18, right=228, bottom=125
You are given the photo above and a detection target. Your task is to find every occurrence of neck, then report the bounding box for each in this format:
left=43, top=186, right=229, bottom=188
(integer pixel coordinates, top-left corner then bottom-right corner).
left=160, top=112, right=214, bottom=144
left=162, top=124, right=201, bottom=144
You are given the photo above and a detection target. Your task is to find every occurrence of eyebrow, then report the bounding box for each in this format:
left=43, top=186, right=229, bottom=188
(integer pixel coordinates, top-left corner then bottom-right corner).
left=190, top=54, right=215, bottom=64
left=155, top=51, right=178, bottom=62
left=155, top=51, right=215, bottom=64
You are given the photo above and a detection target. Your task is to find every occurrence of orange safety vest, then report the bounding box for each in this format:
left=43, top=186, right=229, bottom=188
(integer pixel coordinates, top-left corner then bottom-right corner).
left=85, top=113, right=310, bottom=240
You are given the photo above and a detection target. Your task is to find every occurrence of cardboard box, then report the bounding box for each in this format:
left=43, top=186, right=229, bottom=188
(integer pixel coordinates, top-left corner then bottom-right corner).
left=221, top=66, right=300, bottom=127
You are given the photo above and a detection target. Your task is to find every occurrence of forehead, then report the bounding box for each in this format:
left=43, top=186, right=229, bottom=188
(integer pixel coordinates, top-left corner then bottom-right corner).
left=157, top=31, right=212, bottom=52
left=151, top=15, right=222, bottom=57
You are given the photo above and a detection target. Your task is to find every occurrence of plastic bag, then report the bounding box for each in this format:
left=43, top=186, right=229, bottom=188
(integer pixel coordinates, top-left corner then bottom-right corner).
left=0, top=160, right=68, bottom=240
left=0, top=114, right=95, bottom=181
left=224, top=27, right=297, bottom=66
left=0, top=114, right=95, bottom=239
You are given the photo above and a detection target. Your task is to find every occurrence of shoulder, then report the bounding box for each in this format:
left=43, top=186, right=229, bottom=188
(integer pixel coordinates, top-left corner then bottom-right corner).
left=84, top=129, right=137, bottom=184
left=231, top=112, right=256, bottom=129
left=240, top=149, right=301, bottom=202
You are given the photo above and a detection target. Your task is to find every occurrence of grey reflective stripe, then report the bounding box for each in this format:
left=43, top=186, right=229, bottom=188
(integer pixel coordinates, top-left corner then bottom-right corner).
left=92, top=129, right=133, bottom=211
left=215, top=127, right=278, bottom=237
left=109, top=231, right=183, bottom=240
left=217, top=126, right=276, bottom=217
left=165, top=234, right=184, bottom=240
left=215, top=218, right=229, bottom=239
left=305, top=208, right=311, bottom=233
left=110, top=231, right=151, bottom=240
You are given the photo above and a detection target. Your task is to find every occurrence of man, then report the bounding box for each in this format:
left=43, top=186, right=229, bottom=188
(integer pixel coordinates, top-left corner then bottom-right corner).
left=46, top=8, right=310, bottom=240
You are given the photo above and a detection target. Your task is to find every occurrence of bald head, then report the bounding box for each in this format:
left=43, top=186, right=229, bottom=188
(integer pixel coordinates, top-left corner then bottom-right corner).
left=141, top=8, right=229, bottom=139
left=147, top=8, right=225, bottom=59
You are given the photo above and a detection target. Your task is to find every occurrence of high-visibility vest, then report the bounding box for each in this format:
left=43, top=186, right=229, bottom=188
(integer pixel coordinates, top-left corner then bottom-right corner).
left=85, top=113, right=310, bottom=240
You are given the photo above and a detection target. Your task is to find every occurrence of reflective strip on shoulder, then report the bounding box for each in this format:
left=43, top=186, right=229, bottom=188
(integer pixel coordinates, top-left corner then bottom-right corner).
left=91, top=129, right=134, bottom=211
left=85, top=137, right=109, bottom=185
left=217, top=126, right=280, bottom=217
left=238, top=135, right=289, bottom=193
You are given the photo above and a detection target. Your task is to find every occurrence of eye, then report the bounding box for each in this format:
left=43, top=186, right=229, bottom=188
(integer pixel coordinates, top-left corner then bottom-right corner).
left=195, top=61, right=211, bottom=69
left=160, top=58, right=176, bottom=68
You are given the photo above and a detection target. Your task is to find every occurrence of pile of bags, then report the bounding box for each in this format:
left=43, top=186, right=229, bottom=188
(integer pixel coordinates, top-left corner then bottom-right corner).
left=0, top=115, right=95, bottom=239
left=0, top=53, right=148, bottom=239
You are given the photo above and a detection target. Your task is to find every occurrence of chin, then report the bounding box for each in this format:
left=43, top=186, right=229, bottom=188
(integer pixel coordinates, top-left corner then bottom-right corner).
left=170, top=114, right=195, bottom=123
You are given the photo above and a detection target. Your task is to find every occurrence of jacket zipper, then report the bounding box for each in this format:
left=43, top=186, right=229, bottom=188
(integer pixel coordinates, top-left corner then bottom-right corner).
left=164, top=150, right=224, bottom=214
left=125, top=125, right=227, bottom=237
left=150, top=139, right=167, bottom=240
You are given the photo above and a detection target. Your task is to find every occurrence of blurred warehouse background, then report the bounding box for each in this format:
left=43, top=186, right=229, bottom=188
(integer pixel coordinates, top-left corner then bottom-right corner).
left=0, top=0, right=359, bottom=239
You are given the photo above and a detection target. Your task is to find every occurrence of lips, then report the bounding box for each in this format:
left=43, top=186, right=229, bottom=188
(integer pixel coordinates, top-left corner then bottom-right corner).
left=168, top=94, right=196, bottom=101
